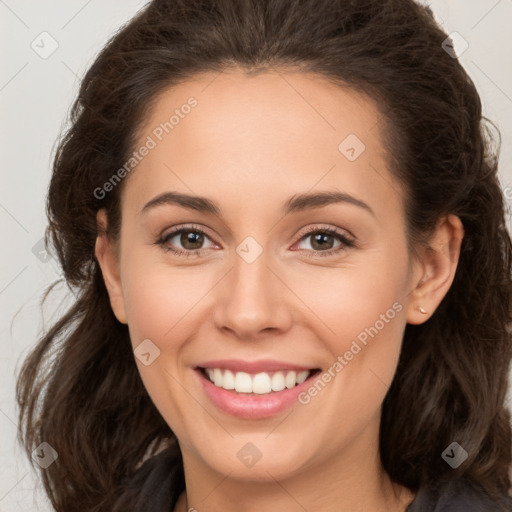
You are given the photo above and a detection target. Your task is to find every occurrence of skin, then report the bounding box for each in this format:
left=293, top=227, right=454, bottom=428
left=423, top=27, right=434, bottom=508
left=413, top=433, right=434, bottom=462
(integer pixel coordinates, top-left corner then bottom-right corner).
left=95, top=68, right=464, bottom=511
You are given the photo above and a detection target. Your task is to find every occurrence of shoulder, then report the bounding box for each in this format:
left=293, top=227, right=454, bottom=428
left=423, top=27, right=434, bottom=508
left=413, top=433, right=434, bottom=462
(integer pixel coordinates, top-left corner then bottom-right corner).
left=407, top=478, right=512, bottom=512
left=112, top=441, right=185, bottom=512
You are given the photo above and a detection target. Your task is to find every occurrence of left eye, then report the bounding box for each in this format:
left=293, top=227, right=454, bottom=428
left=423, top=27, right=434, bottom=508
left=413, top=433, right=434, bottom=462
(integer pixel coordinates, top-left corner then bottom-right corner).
left=158, top=227, right=215, bottom=254
left=301, top=231, right=343, bottom=251
left=294, top=228, right=355, bottom=254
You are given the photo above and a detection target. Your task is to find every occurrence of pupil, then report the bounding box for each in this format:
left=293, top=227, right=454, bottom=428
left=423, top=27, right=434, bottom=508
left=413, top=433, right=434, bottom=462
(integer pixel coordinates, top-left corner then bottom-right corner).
left=182, top=231, right=203, bottom=249
left=312, top=233, right=333, bottom=250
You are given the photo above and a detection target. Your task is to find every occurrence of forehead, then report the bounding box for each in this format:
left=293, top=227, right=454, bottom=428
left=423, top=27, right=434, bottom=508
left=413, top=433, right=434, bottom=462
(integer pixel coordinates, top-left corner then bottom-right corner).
left=122, top=68, right=403, bottom=220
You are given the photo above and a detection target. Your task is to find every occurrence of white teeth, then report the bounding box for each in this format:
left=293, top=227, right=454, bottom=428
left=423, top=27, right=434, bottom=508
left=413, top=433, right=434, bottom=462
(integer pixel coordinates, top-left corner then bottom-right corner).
left=213, top=368, right=223, bottom=387
left=253, top=372, right=271, bottom=394
left=271, top=372, right=286, bottom=392
left=204, top=368, right=311, bottom=394
left=285, top=371, right=297, bottom=389
left=296, top=370, right=309, bottom=384
left=234, top=372, right=252, bottom=393
left=223, top=370, right=235, bottom=390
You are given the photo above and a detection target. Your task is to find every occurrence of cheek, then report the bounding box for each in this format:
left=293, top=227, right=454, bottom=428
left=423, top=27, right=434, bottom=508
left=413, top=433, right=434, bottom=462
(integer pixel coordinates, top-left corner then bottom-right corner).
left=291, top=248, right=409, bottom=411
left=118, top=255, right=212, bottom=432
left=291, top=256, right=408, bottom=353
left=120, top=254, right=214, bottom=346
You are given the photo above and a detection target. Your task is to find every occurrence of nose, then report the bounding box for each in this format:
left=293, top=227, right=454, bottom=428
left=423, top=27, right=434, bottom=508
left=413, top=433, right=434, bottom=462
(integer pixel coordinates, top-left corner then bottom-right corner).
left=211, top=249, right=293, bottom=340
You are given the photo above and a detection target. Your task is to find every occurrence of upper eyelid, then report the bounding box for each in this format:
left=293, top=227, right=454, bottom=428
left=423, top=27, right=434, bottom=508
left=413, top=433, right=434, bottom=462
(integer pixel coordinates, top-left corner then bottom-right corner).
left=297, top=224, right=354, bottom=239
left=161, top=224, right=216, bottom=242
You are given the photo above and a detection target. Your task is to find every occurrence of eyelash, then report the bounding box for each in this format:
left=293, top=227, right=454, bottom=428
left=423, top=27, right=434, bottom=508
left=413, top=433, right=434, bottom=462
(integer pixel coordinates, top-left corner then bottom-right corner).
left=155, top=223, right=356, bottom=258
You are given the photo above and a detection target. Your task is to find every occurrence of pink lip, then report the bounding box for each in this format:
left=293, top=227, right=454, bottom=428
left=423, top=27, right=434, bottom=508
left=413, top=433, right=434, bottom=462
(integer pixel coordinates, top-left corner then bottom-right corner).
left=194, top=365, right=319, bottom=420
left=197, top=359, right=313, bottom=374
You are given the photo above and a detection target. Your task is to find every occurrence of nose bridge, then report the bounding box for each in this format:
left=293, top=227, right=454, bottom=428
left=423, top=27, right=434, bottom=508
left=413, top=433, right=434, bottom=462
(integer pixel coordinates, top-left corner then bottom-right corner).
left=233, top=246, right=273, bottom=298
left=212, top=241, right=290, bottom=336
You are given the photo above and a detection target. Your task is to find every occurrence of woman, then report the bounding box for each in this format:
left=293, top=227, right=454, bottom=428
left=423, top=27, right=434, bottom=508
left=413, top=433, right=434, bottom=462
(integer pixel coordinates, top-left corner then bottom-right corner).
left=16, top=0, right=512, bottom=510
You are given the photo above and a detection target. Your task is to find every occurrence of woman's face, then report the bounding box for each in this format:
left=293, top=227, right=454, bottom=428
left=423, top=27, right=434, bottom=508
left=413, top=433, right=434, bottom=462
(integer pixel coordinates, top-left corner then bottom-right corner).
left=98, top=69, right=432, bottom=482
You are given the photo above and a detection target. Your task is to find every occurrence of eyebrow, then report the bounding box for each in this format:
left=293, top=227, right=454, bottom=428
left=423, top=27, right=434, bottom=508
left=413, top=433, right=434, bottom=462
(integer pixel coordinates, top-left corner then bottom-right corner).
left=140, top=190, right=375, bottom=217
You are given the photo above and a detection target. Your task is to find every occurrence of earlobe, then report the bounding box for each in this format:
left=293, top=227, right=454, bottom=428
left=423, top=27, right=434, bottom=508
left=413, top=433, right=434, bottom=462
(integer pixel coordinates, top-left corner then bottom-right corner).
left=406, top=214, right=465, bottom=325
left=94, top=209, right=128, bottom=324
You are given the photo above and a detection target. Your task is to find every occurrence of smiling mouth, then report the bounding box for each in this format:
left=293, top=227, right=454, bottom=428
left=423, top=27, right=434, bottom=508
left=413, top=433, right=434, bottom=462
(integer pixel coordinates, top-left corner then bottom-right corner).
left=197, top=367, right=321, bottom=395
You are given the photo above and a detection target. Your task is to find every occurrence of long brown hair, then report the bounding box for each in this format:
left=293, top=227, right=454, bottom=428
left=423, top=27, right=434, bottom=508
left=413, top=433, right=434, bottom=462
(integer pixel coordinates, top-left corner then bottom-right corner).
left=16, top=0, right=512, bottom=510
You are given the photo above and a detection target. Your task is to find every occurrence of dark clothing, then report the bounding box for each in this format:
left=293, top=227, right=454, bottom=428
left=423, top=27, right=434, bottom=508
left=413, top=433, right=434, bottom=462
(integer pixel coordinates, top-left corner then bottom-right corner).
left=405, top=477, right=512, bottom=511
left=123, top=445, right=512, bottom=511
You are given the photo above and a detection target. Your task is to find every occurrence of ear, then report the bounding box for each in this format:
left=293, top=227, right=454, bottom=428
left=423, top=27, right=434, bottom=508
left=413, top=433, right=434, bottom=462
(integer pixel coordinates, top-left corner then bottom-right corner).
left=94, top=209, right=127, bottom=324
left=406, top=214, right=465, bottom=325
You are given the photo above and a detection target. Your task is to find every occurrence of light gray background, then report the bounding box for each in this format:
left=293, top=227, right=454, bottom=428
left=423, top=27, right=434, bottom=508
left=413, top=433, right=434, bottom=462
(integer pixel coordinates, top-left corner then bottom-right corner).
left=1, top=1, right=512, bottom=510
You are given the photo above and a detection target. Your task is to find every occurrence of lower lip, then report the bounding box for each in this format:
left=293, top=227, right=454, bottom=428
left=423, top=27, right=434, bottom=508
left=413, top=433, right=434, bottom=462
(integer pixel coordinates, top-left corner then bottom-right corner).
left=195, top=368, right=318, bottom=419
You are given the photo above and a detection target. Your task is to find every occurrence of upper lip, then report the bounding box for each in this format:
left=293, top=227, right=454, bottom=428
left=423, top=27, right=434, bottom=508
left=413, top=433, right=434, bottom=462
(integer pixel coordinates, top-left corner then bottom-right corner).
left=196, top=359, right=316, bottom=373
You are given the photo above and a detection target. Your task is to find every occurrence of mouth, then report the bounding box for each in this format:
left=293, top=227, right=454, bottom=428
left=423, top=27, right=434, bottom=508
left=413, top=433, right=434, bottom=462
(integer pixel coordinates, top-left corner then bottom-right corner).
left=194, top=364, right=322, bottom=419
left=197, top=367, right=321, bottom=394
